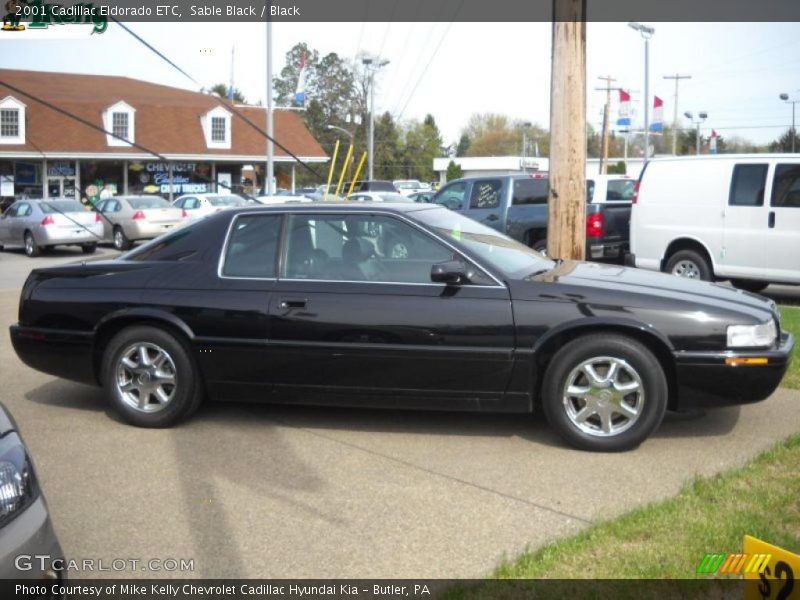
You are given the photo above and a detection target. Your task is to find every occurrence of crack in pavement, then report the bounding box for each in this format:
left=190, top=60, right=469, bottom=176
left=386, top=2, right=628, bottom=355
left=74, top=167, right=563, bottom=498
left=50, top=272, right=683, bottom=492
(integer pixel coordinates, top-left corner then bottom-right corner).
left=263, top=413, right=592, bottom=525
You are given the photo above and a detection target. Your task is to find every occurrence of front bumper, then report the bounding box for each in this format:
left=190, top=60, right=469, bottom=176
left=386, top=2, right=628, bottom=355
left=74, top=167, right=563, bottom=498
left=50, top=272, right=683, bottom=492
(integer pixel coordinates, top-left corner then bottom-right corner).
left=672, top=332, right=794, bottom=409
left=0, top=496, right=64, bottom=581
left=10, top=325, right=97, bottom=386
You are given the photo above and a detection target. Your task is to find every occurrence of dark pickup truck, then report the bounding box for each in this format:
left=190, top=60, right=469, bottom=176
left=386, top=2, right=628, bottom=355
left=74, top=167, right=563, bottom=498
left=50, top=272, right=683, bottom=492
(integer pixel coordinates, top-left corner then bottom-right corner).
left=432, top=174, right=633, bottom=260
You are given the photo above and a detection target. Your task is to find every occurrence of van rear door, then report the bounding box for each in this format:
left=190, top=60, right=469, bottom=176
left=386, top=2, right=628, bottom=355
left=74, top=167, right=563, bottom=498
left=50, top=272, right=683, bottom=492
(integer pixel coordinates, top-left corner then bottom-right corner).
left=764, top=163, right=800, bottom=284
left=722, top=163, right=769, bottom=276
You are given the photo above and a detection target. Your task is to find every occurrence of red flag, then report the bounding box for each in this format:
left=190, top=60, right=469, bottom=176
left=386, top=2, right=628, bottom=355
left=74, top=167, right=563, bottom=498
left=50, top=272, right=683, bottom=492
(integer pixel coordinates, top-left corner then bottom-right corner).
left=619, top=89, right=631, bottom=102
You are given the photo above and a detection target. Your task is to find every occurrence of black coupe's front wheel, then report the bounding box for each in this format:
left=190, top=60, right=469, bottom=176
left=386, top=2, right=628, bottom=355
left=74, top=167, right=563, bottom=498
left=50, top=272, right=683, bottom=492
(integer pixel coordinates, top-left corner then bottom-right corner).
left=102, top=326, right=203, bottom=427
left=541, top=334, right=668, bottom=452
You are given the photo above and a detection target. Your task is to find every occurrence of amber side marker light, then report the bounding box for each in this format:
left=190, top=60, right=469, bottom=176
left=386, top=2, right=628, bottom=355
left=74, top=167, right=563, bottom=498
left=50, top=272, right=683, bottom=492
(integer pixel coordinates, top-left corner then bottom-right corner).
left=725, top=357, right=769, bottom=366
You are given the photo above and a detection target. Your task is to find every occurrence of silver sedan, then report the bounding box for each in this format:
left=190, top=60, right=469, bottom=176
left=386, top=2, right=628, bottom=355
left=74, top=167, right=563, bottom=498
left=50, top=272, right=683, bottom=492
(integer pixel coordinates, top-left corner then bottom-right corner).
left=0, top=199, right=103, bottom=257
left=96, top=195, right=184, bottom=250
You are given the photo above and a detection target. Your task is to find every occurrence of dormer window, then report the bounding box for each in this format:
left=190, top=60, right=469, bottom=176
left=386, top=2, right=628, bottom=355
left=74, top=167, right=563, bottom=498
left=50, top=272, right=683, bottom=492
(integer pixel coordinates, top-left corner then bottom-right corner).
left=102, top=101, right=135, bottom=146
left=202, top=106, right=232, bottom=149
left=0, top=96, right=25, bottom=145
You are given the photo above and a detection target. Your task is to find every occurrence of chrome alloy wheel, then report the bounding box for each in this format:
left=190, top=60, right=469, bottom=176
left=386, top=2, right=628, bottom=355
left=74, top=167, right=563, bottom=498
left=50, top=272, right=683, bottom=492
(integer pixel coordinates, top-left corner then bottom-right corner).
left=671, top=260, right=700, bottom=278
left=562, top=356, right=645, bottom=437
left=113, top=229, right=124, bottom=250
left=115, top=342, right=177, bottom=413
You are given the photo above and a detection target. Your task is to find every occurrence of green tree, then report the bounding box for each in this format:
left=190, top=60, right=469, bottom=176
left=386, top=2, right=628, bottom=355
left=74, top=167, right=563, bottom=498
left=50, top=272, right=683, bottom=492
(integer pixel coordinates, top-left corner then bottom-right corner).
left=209, top=83, right=246, bottom=103
left=446, top=160, right=463, bottom=181
left=769, top=128, right=800, bottom=153
left=607, top=161, right=626, bottom=174
left=373, top=112, right=403, bottom=180
left=401, top=114, right=442, bottom=180
left=456, top=133, right=471, bottom=156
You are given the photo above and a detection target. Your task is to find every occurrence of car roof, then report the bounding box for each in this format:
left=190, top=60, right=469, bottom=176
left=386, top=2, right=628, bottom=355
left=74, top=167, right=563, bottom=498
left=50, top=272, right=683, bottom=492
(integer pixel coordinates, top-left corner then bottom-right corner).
left=224, top=202, right=440, bottom=215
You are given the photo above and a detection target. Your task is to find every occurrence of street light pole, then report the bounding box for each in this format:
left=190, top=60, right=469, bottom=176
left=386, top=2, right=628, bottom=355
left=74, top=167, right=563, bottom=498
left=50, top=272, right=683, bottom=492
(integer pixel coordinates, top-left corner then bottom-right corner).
left=363, top=57, right=389, bottom=181
left=684, top=111, right=708, bottom=155
left=779, top=93, right=798, bottom=153
left=628, top=23, right=654, bottom=162
left=265, top=15, right=274, bottom=195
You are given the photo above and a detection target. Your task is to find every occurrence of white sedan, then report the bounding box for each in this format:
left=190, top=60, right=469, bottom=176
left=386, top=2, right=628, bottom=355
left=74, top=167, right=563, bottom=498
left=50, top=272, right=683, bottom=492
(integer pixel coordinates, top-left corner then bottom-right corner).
left=172, top=193, right=252, bottom=220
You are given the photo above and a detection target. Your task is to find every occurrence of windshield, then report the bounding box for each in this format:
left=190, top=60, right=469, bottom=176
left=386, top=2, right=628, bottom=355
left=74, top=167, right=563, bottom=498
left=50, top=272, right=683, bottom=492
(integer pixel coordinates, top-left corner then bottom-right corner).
left=415, top=207, right=555, bottom=278
left=39, top=200, right=84, bottom=213
left=208, top=195, right=247, bottom=207
left=127, top=197, right=171, bottom=209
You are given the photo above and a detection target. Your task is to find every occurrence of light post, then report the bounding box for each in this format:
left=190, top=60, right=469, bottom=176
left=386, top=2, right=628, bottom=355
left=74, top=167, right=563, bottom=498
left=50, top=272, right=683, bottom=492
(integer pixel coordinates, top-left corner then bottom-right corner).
left=521, top=121, right=532, bottom=173
left=628, top=22, right=655, bottom=162
left=684, top=111, right=708, bottom=155
left=779, top=93, right=799, bottom=153
left=326, top=124, right=355, bottom=144
left=362, top=57, right=389, bottom=180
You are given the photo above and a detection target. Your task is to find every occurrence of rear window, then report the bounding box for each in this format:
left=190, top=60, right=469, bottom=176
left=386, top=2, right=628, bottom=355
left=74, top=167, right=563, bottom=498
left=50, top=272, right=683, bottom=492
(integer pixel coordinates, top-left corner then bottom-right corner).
left=208, top=195, right=247, bottom=207
left=39, top=201, right=84, bottom=213
left=606, top=179, right=635, bottom=201
left=124, top=219, right=215, bottom=262
left=512, top=179, right=548, bottom=205
left=729, top=164, right=768, bottom=207
left=127, top=197, right=171, bottom=209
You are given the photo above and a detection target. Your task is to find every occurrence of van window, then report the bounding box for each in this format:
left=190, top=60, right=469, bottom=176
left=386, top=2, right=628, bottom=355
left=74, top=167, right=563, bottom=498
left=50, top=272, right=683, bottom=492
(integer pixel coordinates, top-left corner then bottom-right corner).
left=606, top=179, right=634, bottom=201
left=586, top=180, right=595, bottom=203
left=729, top=164, right=768, bottom=207
left=469, top=180, right=503, bottom=209
left=771, top=164, right=800, bottom=208
left=513, top=179, right=549, bottom=205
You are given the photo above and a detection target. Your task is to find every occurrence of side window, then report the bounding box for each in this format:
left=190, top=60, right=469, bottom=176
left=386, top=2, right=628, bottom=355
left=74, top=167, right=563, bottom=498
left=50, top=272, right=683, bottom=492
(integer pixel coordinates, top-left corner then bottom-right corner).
left=4, top=203, right=20, bottom=217
left=606, top=179, right=634, bottom=201
left=586, top=179, right=595, bottom=203
left=729, top=164, right=767, bottom=207
left=111, top=200, right=122, bottom=212
left=17, top=203, right=31, bottom=217
left=513, top=179, right=549, bottom=205
left=282, top=213, right=458, bottom=284
left=435, top=182, right=467, bottom=210
left=221, top=214, right=282, bottom=278
left=173, top=199, right=184, bottom=208
left=95, top=200, right=106, bottom=212
left=771, top=164, right=800, bottom=208
left=469, top=179, right=503, bottom=209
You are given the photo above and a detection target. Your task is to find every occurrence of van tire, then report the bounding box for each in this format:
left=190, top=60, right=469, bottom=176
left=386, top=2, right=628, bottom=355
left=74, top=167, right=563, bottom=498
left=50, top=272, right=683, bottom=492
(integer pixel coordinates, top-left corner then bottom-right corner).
left=731, top=279, right=769, bottom=294
left=665, top=250, right=711, bottom=281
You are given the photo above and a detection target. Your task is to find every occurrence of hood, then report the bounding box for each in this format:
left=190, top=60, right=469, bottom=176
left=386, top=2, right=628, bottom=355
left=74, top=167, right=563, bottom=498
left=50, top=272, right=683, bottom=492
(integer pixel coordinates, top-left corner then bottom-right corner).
left=0, top=403, right=17, bottom=436
left=517, top=260, right=777, bottom=322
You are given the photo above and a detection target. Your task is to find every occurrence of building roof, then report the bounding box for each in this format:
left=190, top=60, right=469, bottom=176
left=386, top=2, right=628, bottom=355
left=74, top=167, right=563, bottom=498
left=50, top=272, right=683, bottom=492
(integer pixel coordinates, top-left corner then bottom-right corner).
left=0, top=69, right=327, bottom=162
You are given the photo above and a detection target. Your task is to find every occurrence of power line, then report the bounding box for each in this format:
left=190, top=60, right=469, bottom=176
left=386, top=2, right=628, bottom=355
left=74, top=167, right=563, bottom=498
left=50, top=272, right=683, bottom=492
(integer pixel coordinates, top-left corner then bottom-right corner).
left=663, top=73, right=692, bottom=155
left=110, top=18, right=325, bottom=181
left=395, top=1, right=464, bottom=122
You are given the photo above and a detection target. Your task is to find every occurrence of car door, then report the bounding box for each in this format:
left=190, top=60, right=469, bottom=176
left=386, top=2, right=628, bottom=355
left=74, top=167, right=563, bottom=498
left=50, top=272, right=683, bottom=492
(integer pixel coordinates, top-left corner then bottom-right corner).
left=266, top=210, right=515, bottom=407
left=463, top=178, right=506, bottom=231
left=0, top=202, right=19, bottom=243
left=763, top=162, right=800, bottom=283
left=721, top=163, right=768, bottom=276
left=9, top=202, right=32, bottom=242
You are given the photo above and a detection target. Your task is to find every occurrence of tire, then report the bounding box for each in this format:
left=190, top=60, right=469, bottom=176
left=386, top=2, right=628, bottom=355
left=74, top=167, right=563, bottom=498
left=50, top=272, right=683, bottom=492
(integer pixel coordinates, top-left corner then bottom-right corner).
left=81, top=243, right=97, bottom=255
left=540, top=334, right=668, bottom=452
left=23, top=231, right=41, bottom=257
left=665, top=249, right=712, bottom=281
left=731, top=279, right=769, bottom=294
left=101, top=325, right=203, bottom=427
left=113, top=226, right=131, bottom=251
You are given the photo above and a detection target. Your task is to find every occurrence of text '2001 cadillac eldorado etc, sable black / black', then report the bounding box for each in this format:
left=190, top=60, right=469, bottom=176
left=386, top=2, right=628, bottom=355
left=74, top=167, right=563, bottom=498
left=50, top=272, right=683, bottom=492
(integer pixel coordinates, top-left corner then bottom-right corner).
left=9, top=203, right=795, bottom=451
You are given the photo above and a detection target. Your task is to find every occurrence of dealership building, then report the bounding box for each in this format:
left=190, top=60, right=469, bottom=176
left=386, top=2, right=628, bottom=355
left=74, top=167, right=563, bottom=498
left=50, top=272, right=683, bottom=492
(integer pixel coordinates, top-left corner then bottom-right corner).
left=0, top=69, right=327, bottom=202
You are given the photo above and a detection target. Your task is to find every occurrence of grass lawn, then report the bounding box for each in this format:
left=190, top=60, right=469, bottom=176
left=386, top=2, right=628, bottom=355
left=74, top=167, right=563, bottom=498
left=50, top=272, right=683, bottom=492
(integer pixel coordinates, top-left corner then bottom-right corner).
left=481, top=305, right=800, bottom=582
left=779, top=306, right=800, bottom=390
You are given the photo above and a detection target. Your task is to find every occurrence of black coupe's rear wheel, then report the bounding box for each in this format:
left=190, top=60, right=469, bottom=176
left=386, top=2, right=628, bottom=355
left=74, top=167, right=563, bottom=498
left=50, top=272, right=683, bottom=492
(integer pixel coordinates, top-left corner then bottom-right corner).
left=102, top=325, right=203, bottom=427
left=541, top=334, right=668, bottom=452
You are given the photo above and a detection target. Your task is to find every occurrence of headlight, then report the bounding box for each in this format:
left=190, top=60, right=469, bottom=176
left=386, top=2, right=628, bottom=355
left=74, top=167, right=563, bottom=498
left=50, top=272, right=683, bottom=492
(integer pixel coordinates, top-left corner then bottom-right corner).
left=0, top=433, right=38, bottom=527
left=727, top=320, right=777, bottom=348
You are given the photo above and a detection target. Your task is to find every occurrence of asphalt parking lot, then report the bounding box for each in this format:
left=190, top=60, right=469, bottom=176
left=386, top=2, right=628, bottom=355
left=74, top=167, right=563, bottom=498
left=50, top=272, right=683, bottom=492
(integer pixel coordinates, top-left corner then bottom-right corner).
left=1, top=247, right=799, bottom=578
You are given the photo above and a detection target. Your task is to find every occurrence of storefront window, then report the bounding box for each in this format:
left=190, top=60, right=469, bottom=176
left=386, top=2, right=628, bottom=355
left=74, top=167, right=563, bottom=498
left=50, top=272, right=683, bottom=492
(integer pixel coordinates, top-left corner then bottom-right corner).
left=128, top=161, right=214, bottom=197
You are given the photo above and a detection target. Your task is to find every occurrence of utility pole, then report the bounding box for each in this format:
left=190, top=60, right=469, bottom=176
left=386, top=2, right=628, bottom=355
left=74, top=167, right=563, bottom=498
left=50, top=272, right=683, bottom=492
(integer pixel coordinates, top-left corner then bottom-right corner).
left=548, top=0, right=586, bottom=261
left=363, top=57, right=389, bottom=181
left=664, top=73, right=691, bottom=155
left=596, top=75, right=616, bottom=174
left=265, top=11, right=274, bottom=195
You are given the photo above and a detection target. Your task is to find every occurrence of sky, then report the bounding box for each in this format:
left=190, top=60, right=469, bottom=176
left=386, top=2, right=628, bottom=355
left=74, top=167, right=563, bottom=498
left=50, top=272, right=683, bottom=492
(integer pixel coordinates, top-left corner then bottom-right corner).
left=4, top=21, right=800, bottom=147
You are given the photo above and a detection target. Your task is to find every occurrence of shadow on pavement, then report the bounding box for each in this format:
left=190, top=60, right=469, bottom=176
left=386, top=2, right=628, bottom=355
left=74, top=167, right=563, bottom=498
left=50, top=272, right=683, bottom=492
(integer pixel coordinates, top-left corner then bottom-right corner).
left=24, top=379, right=108, bottom=413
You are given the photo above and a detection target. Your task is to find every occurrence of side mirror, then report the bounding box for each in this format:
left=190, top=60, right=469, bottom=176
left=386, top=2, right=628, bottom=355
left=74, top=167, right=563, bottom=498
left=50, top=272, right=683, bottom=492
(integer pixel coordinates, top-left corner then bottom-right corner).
left=431, top=260, right=472, bottom=285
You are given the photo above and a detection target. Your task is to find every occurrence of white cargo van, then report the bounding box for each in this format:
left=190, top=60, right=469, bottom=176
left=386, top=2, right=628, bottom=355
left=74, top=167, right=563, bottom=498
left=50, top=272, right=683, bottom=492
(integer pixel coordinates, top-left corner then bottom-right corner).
left=630, top=155, right=800, bottom=292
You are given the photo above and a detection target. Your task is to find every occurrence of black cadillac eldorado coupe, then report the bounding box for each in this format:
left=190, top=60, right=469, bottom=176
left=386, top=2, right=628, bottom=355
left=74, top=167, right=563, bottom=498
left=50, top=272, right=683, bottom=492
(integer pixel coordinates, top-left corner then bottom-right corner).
left=9, top=203, right=794, bottom=451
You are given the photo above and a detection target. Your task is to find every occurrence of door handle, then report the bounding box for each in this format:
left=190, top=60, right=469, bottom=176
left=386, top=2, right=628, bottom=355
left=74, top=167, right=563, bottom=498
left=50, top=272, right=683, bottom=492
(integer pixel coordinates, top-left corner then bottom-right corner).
left=768, top=211, right=776, bottom=229
left=487, top=214, right=499, bottom=221
left=279, top=298, right=307, bottom=309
